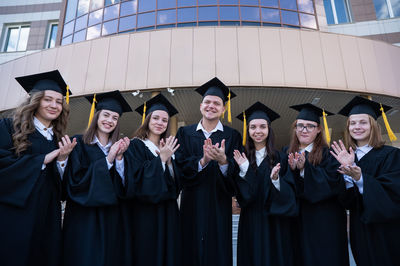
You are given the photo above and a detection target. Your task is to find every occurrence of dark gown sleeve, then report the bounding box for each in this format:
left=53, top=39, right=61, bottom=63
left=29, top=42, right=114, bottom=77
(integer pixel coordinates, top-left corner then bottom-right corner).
left=124, top=138, right=178, bottom=204
left=65, top=136, right=118, bottom=207
left=233, top=165, right=258, bottom=208
left=0, top=118, right=47, bottom=207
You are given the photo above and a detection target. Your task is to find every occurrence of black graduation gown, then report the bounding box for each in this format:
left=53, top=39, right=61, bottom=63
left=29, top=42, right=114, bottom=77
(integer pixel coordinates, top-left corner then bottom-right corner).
left=62, top=135, right=130, bottom=266
left=339, top=145, right=400, bottom=266
left=122, top=138, right=181, bottom=266
left=175, top=124, right=242, bottom=266
left=0, top=118, right=63, bottom=266
left=286, top=147, right=349, bottom=266
left=234, top=151, right=299, bottom=266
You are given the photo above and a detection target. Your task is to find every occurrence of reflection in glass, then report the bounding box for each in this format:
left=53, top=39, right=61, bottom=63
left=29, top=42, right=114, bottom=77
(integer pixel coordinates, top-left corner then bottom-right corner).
left=137, top=12, right=155, bottom=28
left=241, top=7, right=261, bottom=21
left=261, top=0, right=279, bottom=7
left=220, top=6, right=240, bottom=20
left=177, top=0, right=197, bottom=7
left=47, top=24, right=58, bottom=48
left=105, top=0, right=120, bottom=6
left=157, top=9, right=177, bottom=25
left=198, top=6, right=218, bottom=21
left=334, top=0, right=351, bottom=22
left=75, top=14, right=88, bottom=32
left=138, top=0, right=156, bottom=12
left=62, top=35, right=73, bottom=45
left=89, top=9, right=103, bottom=26
left=178, top=7, right=197, bottom=22
left=73, top=29, right=86, bottom=42
left=87, top=24, right=101, bottom=40
left=158, top=0, right=176, bottom=9
left=280, top=0, right=297, bottom=10
left=65, top=0, right=78, bottom=22
left=90, top=0, right=103, bottom=11
left=119, top=15, right=136, bottom=31
left=102, top=19, right=118, bottom=35
left=220, top=0, right=239, bottom=4
left=5, top=27, right=29, bottom=51
left=198, top=0, right=218, bottom=5
left=300, top=13, right=317, bottom=28
left=121, top=0, right=138, bottom=16
left=373, top=0, right=390, bottom=19
left=261, top=8, right=280, bottom=23
left=104, top=4, right=120, bottom=21
left=240, top=0, right=259, bottom=5
left=281, top=10, right=299, bottom=25
left=298, top=0, right=314, bottom=13
left=63, top=20, right=75, bottom=37
left=77, top=0, right=90, bottom=17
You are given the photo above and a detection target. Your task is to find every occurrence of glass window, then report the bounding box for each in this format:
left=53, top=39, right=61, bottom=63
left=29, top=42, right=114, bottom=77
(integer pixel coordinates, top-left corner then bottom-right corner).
left=280, top=0, right=297, bottom=10
left=323, top=0, right=334, bottom=24
left=73, top=29, right=86, bottom=42
left=105, top=0, right=120, bottom=6
left=104, top=4, right=120, bottom=21
left=90, top=0, right=103, bottom=11
left=240, top=0, right=259, bottom=6
left=324, top=0, right=351, bottom=24
left=47, top=24, right=58, bottom=48
left=261, top=8, right=280, bottom=23
left=157, top=9, right=177, bottom=25
left=119, top=15, right=136, bottom=31
left=220, top=6, right=240, bottom=20
left=198, top=0, right=218, bottom=5
left=198, top=6, right=218, bottom=21
left=121, top=0, right=138, bottom=16
left=77, top=0, right=89, bottom=17
left=220, top=0, right=239, bottom=4
left=241, top=6, right=261, bottom=21
left=65, top=0, right=78, bottom=22
left=281, top=10, right=299, bottom=25
left=4, top=25, right=30, bottom=52
left=62, top=35, right=73, bottom=45
left=393, top=0, right=400, bottom=17
left=178, top=7, right=197, bottom=22
left=178, top=0, right=197, bottom=6
left=300, top=13, right=317, bottom=28
left=373, top=0, right=390, bottom=19
left=298, top=0, right=314, bottom=13
left=261, top=0, right=279, bottom=7
left=334, top=0, right=351, bottom=23
left=138, top=0, right=156, bottom=12
left=102, top=19, right=118, bottom=35
left=158, top=0, right=176, bottom=9
left=63, top=20, right=75, bottom=37
left=75, top=14, right=88, bottom=32
left=137, top=12, right=155, bottom=28
left=87, top=24, right=101, bottom=40
left=89, top=9, right=103, bottom=26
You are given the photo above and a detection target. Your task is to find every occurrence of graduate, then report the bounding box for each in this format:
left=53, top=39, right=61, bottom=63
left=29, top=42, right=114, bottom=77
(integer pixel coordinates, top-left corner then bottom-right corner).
left=62, top=90, right=132, bottom=266
left=0, top=70, right=75, bottom=266
left=233, top=102, right=298, bottom=266
left=331, top=96, right=400, bottom=266
left=122, top=93, right=182, bottom=266
left=286, top=104, right=349, bottom=266
left=175, top=77, right=242, bottom=266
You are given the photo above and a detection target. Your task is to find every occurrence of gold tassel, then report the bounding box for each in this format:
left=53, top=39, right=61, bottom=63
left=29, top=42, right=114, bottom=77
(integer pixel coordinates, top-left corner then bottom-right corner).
left=380, top=104, right=397, bottom=141
left=242, top=112, right=247, bottom=147
left=227, top=90, right=232, bottom=123
left=66, top=85, right=70, bottom=104
left=141, top=102, right=147, bottom=125
left=87, top=94, right=97, bottom=129
left=322, top=109, right=331, bottom=145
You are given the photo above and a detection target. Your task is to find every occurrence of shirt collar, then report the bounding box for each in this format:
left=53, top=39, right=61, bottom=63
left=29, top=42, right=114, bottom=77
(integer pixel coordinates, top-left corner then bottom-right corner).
left=356, top=144, right=373, bottom=153
left=196, top=120, right=224, bottom=134
left=91, top=135, right=112, bottom=149
left=143, top=139, right=160, bottom=157
left=300, top=143, right=313, bottom=153
left=255, top=147, right=266, bottom=156
left=33, top=116, right=54, bottom=135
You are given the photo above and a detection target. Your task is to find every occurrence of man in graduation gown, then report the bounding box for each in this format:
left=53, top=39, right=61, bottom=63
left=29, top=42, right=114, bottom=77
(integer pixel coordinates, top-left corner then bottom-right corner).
left=175, top=77, right=242, bottom=266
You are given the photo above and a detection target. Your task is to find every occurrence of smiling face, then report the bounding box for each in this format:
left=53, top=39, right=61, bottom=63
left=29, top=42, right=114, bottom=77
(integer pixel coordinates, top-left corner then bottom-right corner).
left=348, top=113, right=371, bottom=146
left=97, top=109, right=120, bottom=135
left=148, top=110, right=169, bottom=137
left=248, top=119, right=269, bottom=146
left=35, top=90, right=63, bottom=125
left=200, top=95, right=225, bottom=122
left=295, top=119, right=321, bottom=148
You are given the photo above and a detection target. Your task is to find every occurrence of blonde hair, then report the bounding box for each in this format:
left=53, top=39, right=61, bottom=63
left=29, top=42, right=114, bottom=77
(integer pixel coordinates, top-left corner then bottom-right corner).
left=344, top=115, right=384, bottom=149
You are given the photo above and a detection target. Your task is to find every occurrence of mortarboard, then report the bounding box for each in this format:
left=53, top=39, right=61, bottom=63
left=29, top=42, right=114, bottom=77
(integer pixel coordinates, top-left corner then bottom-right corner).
left=135, top=93, right=178, bottom=124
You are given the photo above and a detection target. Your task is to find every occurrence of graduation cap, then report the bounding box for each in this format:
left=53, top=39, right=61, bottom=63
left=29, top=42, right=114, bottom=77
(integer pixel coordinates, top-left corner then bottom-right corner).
left=195, top=77, right=236, bottom=123
left=338, top=96, right=397, bottom=141
left=15, top=70, right=71, bottom=104
left=135, top=93, right=178, bottom=125
left=290, top=103, right=334, bottom=144
left=85, top=90, right=132, bottom=128
left=237, top=102, right=280, bottom=146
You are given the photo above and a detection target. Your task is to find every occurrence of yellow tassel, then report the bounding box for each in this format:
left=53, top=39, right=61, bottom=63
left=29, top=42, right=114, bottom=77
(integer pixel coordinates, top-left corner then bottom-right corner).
left=66, top=85, right=70, bottom=104
left=242, top=112, right=247, bottom=147
left=380, top=104, right=397, bottom=141
left=227, top=90, right=232, bottom=123
left=322, top=109, right=331, bottom=145
left=87, top=94, right=97, bottom=129
left=141, top=102, right=147, bottom=125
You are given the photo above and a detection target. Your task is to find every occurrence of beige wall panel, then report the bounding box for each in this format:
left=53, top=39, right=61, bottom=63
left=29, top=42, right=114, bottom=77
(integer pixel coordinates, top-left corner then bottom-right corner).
left=356, top=38, right=381, bottom=93
left=105, top=35, right=129, bottom=91
left=85, top=37, right=110, bottom=94
left=301, top=31, right=327, bottom=88
left=68, top=41, right=91, bottom=94
left=54, top=44, right=74, bottom=86
left=259, top=28, right=284, bottom=86
left=216, top=27, right=239, bottom=85
left=170, top=28, right=193, bottom=87
left=125, top=32, right=150, bottom=90
left=373, top=41, right=397, bottom=96
left=39, top=48, right=58, bottom=72
left=319, top=33, right=347, bottom=89
left=280, top=29, right=307, bottom=87
left=339, top=35, right=366, bottom=92
left=0, top=62, right=14, bottom=109
left=147, top=30, right=171, bottom=89
left=24, top=52, right=41, bottom=76
left=193, top=27, right=216, bottom=85
left=237, top=27, right=262, bottom=85
left=388, top=45, right=400, bottom=97
left=6, top=57, right=28, bottom=109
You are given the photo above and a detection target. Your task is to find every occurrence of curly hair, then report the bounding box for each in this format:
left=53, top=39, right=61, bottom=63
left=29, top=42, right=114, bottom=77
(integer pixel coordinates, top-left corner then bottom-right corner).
left=11, top=91, right=69, bottom=155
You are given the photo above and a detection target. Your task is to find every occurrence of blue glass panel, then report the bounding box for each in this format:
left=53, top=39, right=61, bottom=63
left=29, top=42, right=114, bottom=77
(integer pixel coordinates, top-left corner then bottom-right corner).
left=240, top=0, right=259, bottom=6
left=241, top=6, right=261, bottom=21
left=89, top=9, right=103, bottom=26
left=62, top=35, right=73, bottom=45
left=198, top=6, right=218, bottom=21
left=178, top=7, right=197, bottom=22
left=261, top=8, right=280, bottom=23
left=105, top=0, right=120, bottom=6
left=300, top=13, right=316, bottom=28
left=138, top=0, right=156, bottom=12
left=158, top=0, right=176, bottom=9
left=102, top=19, right=118, bottom=35
left=334, top=0, right=350, bottom=23
left=393, top=0, right=400, bottom=17
left=198, top=0, right=218, bottom=5
left=281, top=10, right=299, bottom=25
left=48, top=24, right=58, bottom=48
left=178, top=22, right=197, bottom=27
left=77, top=0, right=89, bottom=17
left=280, top=0, right=297, bottom=10
left=157, top=9, right=177, bottom=24
left=73, top=29, right=86, bottom=42
left=137, top=12, right=155, bottom=27
left=261, top=0, right=278, bottom=7
left=220, top=21, right=241, bottom=25
left=90, top=0, right=103, bottom=11
left=104, top=4, right=120, bottom=21
left=65, top=0, right=78, bottom=22
left=199, top=21, right=219, bottom=26
left=119, top=15, right=137, bottom=31
left=220, top=0, right=239, bottom=4
left=121, top=1, right=138, bottom=16
left=75, top=14, right=88, bottom=31
left=87, top=24, right=101, bottom=40
left=220, top=6, right=240, bottom=20
left=373, top=0, right=390, bottom=19
left=177, top=0, right=197, bottom=7
left=63, top=20, right=75, bottom=37
left=323, top=0, right=335, bottom=24
left=298, top=0, right=314, bottom=13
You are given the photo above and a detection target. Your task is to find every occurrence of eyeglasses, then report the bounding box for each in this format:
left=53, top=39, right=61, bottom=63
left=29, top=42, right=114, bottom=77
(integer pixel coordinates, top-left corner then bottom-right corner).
left=295, top=123, right=317, bottom=132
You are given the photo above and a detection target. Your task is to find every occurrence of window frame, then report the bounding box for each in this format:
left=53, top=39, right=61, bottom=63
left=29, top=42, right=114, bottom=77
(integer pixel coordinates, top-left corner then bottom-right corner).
left=45, top=22, right=59, bottom=49
left=2, top=24, right=31, bottom=52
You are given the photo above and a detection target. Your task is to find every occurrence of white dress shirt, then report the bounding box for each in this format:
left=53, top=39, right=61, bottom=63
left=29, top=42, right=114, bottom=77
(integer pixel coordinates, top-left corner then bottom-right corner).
left=142, top=139, right=175, bottom=177
left=299, top=143, right=313, bottom=178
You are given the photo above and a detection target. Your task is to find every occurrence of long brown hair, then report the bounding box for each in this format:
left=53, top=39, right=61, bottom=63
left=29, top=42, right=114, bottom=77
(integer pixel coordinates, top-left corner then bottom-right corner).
left=344, top=114, right=384, bottom=150
left=82, top=110, right=121, bottom=145
left=12, top=91, right=69, bottom=156
left=288, top=120, right=327, bottom=166
left=132, top=111, right=170, bottom=140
